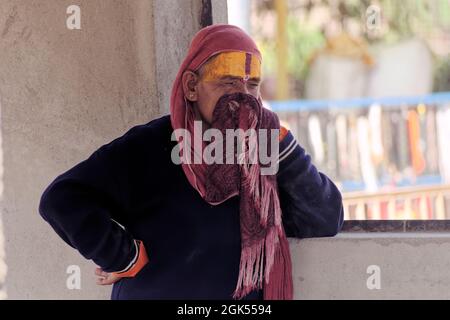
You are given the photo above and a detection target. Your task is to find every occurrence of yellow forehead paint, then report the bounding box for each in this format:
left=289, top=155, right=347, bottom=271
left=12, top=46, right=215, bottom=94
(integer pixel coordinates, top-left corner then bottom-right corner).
left=199, top=51, right=261, bottom=82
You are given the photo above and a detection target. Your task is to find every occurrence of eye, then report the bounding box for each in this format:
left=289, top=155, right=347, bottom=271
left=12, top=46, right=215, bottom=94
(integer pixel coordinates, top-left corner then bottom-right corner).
left=222, top=80, right=237, bottom=87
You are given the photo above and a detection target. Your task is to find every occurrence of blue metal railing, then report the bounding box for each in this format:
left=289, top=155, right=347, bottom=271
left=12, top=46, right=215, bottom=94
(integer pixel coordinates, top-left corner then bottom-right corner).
left=269, top=91, right=450, bottom=193
left=268, top=91, right=450, bottom=112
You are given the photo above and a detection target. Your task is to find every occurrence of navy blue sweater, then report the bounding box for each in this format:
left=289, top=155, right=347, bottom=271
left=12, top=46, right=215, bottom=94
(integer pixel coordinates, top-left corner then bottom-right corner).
left=38, top=114, right=344, bottom=300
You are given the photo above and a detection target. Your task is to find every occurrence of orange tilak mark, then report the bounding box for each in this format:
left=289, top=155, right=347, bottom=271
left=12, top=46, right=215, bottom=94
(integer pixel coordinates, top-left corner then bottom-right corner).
left=200, top=51, right=261, bottom=82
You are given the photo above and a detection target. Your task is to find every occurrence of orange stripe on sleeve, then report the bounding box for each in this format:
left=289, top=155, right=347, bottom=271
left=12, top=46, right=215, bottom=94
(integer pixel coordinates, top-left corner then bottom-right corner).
left=112, top=240, right=149, bottom=278
left=279, top=125, right=289, bottom=142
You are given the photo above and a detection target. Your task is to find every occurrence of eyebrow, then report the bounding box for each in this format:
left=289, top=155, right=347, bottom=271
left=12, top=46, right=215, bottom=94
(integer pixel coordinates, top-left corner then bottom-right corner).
left=248, top=77, right=261, bottom=82
left=219, top=75, right=261, bottom=82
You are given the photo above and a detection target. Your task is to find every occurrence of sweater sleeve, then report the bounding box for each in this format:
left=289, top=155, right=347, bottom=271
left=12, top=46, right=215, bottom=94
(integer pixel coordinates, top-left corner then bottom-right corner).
left=38, top=133, right=141, bottom=273
left=277, top=129, right=344, bottom=238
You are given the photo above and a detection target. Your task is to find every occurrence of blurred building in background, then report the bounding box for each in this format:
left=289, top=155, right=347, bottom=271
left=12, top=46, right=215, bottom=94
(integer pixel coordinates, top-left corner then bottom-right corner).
left=228, top=0, right=450, bottom=220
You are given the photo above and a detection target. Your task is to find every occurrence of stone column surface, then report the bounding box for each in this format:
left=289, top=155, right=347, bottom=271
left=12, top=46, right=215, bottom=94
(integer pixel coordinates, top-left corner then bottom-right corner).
left=0, top=0, right=227, bottom=299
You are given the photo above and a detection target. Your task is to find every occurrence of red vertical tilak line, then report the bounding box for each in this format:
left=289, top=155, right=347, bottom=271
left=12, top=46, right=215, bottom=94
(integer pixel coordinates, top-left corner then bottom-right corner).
left=245, top=53, right=252, bottom=77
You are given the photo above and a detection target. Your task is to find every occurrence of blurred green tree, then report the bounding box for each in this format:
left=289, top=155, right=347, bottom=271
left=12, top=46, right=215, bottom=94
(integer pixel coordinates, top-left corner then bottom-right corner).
left=252, top=0, right=450, bottom=98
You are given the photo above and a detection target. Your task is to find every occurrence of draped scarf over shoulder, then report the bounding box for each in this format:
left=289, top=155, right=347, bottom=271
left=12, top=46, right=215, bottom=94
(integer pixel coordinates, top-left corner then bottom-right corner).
left=169, top=24, right=293, bottom=300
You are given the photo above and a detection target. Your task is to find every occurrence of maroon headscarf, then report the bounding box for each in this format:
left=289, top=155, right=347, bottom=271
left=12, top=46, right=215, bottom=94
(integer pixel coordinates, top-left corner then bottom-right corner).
left=169, top=24, right=293, bottom=300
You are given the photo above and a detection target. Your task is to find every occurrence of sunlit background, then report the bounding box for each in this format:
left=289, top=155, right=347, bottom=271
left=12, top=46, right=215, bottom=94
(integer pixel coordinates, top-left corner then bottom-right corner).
left=228, top=0, right=450, bottom=220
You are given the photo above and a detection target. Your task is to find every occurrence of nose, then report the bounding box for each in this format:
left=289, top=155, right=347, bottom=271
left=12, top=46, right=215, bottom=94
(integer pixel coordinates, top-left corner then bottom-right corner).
left=235, top=79, right=250, bottom=94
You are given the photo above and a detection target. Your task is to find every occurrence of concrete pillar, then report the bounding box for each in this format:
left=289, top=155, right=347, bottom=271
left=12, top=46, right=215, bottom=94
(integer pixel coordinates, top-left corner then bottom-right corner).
left=153, top=0, right=227, bottom=114
left=0, top=99, right=5, bottom=299
left=0, top=0, right=227, bottom=299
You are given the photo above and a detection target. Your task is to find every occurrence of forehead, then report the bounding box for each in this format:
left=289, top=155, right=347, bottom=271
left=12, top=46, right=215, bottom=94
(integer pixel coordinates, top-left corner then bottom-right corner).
left=199, top=51, right=261, bottom=81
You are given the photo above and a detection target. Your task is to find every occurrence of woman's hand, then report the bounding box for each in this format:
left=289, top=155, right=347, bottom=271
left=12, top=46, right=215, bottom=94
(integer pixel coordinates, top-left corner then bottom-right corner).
left=95, top=267, right=121, bottom=285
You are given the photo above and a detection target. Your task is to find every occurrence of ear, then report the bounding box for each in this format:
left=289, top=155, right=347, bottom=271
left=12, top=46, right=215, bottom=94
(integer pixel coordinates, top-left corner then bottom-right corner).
left=182, top=71, right=199, bottom=102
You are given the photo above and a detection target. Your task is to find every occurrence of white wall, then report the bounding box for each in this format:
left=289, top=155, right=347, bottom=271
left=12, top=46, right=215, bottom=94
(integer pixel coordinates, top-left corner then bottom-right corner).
left=291, top=233, right=450, bottom=299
